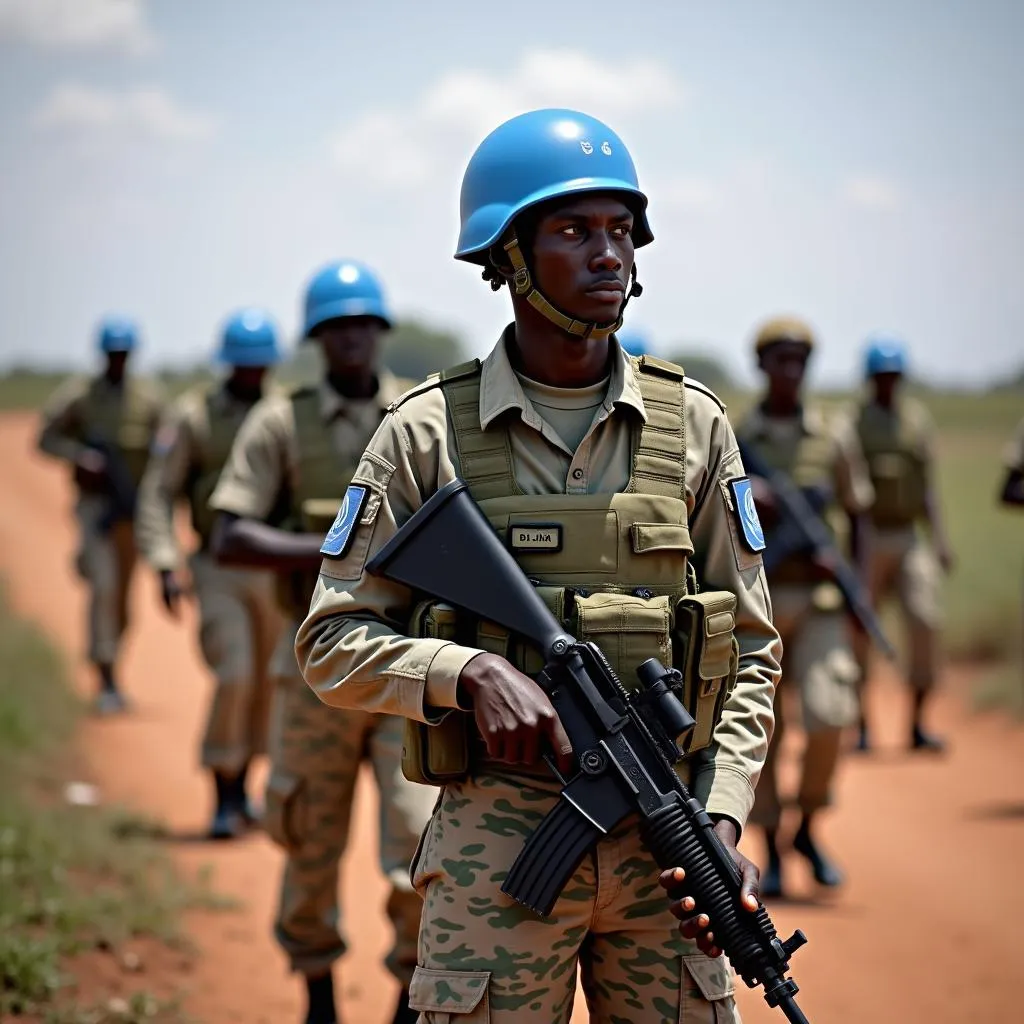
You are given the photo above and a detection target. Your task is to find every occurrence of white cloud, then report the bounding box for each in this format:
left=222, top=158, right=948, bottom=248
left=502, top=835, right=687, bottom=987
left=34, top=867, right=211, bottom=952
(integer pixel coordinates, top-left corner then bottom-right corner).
left=842, top=174, right=901, bottom=210
left=331, top=48, right=687, bottom=189
left=34, top=83, right=216, bottom=142
left=0, top=0, right=154, bottom=54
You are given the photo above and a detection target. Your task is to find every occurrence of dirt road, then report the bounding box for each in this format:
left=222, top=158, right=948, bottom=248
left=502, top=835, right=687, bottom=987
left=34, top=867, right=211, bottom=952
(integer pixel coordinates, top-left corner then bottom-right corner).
left=1, top=411, right=1022, bottom=1024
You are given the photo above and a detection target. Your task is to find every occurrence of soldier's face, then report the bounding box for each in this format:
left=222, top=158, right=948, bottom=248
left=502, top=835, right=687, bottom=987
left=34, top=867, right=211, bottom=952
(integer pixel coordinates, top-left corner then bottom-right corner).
left=760, top=342, right=810, bottom=402
left=872, top=371, right=901, bottom=404
left=105, top=351, right=128, bottom=383
left=229, top=365, right=267, bottom=396
left=529, top=195, right=635, bottom=324
left=315, top=317, right=383, bottom=377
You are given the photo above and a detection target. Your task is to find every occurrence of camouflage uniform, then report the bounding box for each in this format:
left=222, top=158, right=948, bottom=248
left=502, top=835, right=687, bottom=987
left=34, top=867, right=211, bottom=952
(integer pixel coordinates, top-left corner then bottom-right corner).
left=849, top=395, right=943, bottom=693
left=737, top=405, right=873, bottom=829
left=38, top=374, right=164, bottom=666
left=135, top=384, right=283, bottom=773
left=209, top=373, right=437, bottom=982
left=296, top=336, right=782, bottom=1022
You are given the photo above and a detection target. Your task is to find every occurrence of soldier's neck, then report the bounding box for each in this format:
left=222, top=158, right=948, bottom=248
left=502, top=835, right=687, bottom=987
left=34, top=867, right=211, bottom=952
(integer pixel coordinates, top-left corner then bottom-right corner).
left=508, top=319, right=610, bottom=390
left=326, top=370, right=377, bottom=400
left=762, top=393, right=801, bottom=419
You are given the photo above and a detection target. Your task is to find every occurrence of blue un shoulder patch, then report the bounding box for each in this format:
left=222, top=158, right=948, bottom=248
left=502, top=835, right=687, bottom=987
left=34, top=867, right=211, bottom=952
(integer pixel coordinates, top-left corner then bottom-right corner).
left=320, top=485, right=369, bottom=558
left=729, top=477, right=766, bottom=553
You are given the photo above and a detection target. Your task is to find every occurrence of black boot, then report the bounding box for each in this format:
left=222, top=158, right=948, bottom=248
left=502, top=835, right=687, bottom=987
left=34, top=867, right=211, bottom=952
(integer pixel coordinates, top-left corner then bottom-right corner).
left=793, top=817, right=843, bottom=888
left=93, top=663, right=128, bottom=716
left=854, top=715, right=871, bottom=753
left=910, top=724, right=946, bottom=753
left=391, top=986, right=418, bottom=1024
left=208, top=771, right=246, bottom=840
left=760, top=828, right=783, bottom=899
left=230, top=762, right=257, bottom=824
left=304, top=972, right=338, bottom=1024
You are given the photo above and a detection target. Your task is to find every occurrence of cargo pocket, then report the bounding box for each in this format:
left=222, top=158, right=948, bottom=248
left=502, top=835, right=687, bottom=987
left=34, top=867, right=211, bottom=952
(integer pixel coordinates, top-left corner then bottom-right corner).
left=262, top=770, right=307, bottom=852
left=680, top=954, right=737, bottom=1024
left=573, top=591, right=673, bottom=685
left=408, top=965, right=491, bottom=1023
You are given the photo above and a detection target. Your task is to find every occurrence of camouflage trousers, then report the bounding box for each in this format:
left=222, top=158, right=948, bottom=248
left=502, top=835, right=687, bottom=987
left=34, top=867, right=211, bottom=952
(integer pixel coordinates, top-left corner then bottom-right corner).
left=853, top=526, right=941, bottom=692
left=264, top=624, right=437, bottom=980
left=74, top=496, right=136, bottom=666
left=189, top=553, right=283, bottom=774
left=409, top=773, right=740, bottom=1023
left=750, top=585, right=860, bottom=830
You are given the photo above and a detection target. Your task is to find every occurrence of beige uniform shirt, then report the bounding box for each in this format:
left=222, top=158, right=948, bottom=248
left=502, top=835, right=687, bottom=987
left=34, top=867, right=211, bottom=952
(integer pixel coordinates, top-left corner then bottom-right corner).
left=208, top=372, right=407, bottom=524
left=738, top=404, right=875, bottom=518
left=135, top=385, right=263, bottom=571
left=296, top=333, right=782, bottom=828
left=37, top=374, right=165, bottom=465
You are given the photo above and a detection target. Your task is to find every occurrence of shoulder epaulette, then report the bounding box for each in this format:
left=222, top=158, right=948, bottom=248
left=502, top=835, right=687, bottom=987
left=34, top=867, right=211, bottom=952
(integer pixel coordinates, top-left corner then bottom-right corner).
left=683, top=376, right=727, bottom=412
left=388, top=359, right=482, bottom=413
left=634, top=354, right=685, bottom=381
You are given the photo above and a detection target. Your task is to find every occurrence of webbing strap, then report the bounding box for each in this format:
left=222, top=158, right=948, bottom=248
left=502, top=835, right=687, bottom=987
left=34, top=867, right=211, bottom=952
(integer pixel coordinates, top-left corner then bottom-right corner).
left=503, top=235, right=622, bottom=341
left=440, top=363, right=518, bottom=501
left=629, top=355, right=687, bottom=500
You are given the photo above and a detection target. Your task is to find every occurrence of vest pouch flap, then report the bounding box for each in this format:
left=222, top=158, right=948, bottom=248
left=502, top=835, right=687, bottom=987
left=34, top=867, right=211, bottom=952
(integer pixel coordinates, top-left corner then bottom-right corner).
left=573, top=591, right=672, bottom=687
left=300, top=497, right=343, bottom=533
left=674, top=591, right=739, bottom=754
left=631, top=522, right=693, bottom=555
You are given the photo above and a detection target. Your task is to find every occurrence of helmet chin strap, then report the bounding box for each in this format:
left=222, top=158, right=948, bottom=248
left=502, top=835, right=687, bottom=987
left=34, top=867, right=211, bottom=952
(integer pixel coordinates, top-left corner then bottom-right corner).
left=500, top=234, right=642, bottom=342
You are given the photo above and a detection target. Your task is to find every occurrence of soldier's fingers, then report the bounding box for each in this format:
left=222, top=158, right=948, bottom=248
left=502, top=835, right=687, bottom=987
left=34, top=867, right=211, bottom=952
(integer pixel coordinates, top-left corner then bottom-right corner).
left=659, top=867, right=686, bottom=895
left=544, top=708, right=572, bottom=759
left=740, top=861, right=760, bottom=911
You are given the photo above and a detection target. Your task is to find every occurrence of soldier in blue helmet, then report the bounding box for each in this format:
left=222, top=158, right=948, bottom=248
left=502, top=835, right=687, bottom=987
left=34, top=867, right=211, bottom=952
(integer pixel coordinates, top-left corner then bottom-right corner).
left=848, top=334, right=954, bottom=752
left=38, top=316, right=165, bottom=714
left=296, top=110, right=781, bottom=1022
left=207, top=264, right=435, bottom=1024
left=616, top=326, right=651, bottom=357
left=136, top=309, right=286, bottom=837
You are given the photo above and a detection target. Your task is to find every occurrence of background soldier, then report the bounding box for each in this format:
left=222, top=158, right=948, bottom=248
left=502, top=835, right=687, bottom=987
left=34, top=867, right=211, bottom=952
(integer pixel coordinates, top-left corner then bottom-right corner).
left=999, top=416, right=1024, bottom=507
left=850, top=335, right=954, bottom=753
left=738, top=316, right=873, bottom=898
left=208, top=262, right=433, bottom=1024
left=38, top=316, right=164, bottom=714
left=136, top=309, right=285, bottom=838
left=296, top=109, right=781, bottom=1023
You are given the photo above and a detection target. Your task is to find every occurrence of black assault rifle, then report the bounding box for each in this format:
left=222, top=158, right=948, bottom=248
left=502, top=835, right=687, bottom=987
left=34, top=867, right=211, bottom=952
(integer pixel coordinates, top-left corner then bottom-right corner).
left=82, top=434, right=139, bottom=533
left=367, top=479, right=811, bottom=1024
left=737, top=441, right=898, bottom=661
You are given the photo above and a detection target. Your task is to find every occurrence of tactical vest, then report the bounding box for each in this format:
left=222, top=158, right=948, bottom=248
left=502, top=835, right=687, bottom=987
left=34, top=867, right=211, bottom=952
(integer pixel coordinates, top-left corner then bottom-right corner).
left=187, top=388, right=256, bottom=545
left=404, top=357, right=739, bottom=784
left=78, top=377, right=158, bottom=486
left=275, top=386, right=373, bottom=614
left=738, top=410, right=836, bottom=585
left=855, top=401, right=928, bottom=528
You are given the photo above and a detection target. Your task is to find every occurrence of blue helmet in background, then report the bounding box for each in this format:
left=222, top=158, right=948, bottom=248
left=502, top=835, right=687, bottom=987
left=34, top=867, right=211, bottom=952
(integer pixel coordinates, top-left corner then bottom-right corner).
left=617, top=328, right=651, bottom=357
left=864, top=334, right=908, bottom=377
left=303, top=260, right=392, bottom=337
left=97, top=315, right=139, bottom=353
left=455, top=108, right=653, bottom=265
left=218, top=308, right=282, bottom=367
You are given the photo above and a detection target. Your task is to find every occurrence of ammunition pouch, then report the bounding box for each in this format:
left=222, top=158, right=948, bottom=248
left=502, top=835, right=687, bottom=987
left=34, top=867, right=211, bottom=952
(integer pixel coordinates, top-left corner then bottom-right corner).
left=673, top=591, right=739, bottom=754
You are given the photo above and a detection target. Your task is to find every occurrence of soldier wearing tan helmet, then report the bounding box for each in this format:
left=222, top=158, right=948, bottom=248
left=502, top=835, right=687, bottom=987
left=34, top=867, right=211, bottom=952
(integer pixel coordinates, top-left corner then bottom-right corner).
left=735, top=315, right=873, bottom=898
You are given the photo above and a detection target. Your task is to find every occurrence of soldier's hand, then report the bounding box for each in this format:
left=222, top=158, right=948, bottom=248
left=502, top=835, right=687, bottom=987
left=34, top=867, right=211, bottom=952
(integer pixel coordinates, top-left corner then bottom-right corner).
left=749, top=475, right=778, bottom=523
left=159, top=570, right=185, bottom=617
left=74, top=449, right=109, bottom=491
left=659, top=819, right=760, bottom=959
left=458, top=653, right=573, bottom=773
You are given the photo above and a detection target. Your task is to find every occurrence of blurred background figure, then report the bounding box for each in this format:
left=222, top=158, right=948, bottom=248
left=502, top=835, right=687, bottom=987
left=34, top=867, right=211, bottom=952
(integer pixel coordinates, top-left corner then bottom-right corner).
left=999, top=417, right=1024, bottom=508
left=207, top=261, right=432, bottom=1024
left=37, top=316, right=165, bottom=714
left=850, top=335, right=954, bottom=754
left=616, top=326, right=652, bottom=357
left=737, top=316, right=872, bottom=899
left=135, top=308, right=285, bottom=839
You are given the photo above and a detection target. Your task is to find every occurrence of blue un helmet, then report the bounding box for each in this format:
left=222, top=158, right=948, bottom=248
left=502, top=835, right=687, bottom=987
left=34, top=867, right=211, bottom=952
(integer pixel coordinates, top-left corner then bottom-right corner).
left=864, top=333, right=908, bottom=377
left=218, top=308, right=282, bottom=367
left=455, top=108, right=652, bottom=341
left=96, top=315, right=139, bottom=353
left=617, top=327, right=651, bottom=357
left=302, top=260, right=392, bottom=338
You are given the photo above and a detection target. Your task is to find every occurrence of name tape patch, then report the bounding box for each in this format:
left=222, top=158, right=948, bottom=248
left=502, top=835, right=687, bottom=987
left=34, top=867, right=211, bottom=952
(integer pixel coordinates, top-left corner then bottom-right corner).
left=729, top=477, right=766, bottom=553
left=508, top=523, right=563, bottom=553
left=320, top=485, right=369, bottom=558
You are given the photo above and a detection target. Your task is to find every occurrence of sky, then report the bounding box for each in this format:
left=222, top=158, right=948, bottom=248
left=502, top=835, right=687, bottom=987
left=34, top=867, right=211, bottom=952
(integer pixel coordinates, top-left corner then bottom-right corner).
left=1, top=0, right=1022, bottom=388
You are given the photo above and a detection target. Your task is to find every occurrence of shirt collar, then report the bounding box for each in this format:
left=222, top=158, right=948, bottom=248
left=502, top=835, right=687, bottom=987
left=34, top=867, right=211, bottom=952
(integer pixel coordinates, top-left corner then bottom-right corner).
left=318, top=369, right=402, bottom=423
left=478, top=325, right=647, bottom=431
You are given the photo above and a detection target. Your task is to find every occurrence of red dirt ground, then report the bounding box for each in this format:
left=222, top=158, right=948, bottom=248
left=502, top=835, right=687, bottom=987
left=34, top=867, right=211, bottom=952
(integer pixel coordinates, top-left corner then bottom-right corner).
left=1, top=411, right=1022, bottom=1024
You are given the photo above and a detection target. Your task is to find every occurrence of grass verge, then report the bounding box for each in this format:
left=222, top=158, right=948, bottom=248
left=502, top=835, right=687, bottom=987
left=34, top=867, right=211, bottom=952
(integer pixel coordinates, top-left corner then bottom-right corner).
left=0, top=585, right=229, bottom=1020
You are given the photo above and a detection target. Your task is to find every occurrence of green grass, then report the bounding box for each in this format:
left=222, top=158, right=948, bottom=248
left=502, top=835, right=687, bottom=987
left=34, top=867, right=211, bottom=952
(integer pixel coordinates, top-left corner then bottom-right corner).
left=0, top=586, right=227, bottom=1020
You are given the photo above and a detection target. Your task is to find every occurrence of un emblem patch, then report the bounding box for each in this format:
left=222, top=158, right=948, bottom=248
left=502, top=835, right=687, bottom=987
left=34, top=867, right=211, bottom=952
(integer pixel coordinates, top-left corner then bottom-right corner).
left=320, top=485, right=369, bottom=558
left=729, top=477, right=766, bottom=553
